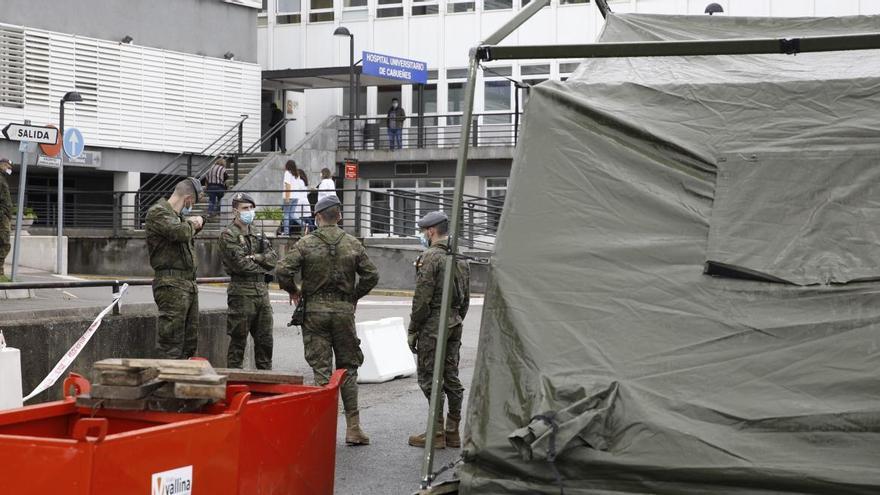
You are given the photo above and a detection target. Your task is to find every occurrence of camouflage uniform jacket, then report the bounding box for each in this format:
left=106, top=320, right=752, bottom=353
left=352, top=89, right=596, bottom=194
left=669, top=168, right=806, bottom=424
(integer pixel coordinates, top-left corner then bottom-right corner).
left=408, top=238, right=470, bottom=336
left=276, top=225, right=379, bottom=313
left=219, top=221, right=278, bottom=296
left=145, top=198, right=197, bottom=278
left=0, top=173, right=11, bottom=221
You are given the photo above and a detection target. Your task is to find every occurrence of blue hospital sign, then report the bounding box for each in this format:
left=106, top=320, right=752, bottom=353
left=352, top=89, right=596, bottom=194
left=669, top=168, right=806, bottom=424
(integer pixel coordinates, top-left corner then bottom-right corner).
left=362, top=51, right=428, bottom=84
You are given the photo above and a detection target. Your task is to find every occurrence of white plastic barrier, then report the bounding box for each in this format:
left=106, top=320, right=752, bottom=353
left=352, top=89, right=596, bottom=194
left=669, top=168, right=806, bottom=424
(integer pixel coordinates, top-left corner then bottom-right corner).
left=0, top=346, right=23, bottom=411
left=356, top=317, right=417, bottom=384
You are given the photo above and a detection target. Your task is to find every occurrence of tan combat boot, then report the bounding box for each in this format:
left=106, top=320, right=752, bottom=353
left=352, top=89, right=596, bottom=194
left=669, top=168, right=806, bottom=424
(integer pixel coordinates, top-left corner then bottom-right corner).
left=408, top=418, right=446, bottom=449
left=445, top=415, right=461, bottom=448
left=345, top=411, right=370, bottom=446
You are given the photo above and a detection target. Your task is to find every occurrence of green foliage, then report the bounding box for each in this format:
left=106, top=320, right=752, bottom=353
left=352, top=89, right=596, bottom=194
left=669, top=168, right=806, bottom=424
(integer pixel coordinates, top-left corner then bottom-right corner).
left=255, top=207, right=282, bottom=221
left=11, top=207, right=37, bottom=219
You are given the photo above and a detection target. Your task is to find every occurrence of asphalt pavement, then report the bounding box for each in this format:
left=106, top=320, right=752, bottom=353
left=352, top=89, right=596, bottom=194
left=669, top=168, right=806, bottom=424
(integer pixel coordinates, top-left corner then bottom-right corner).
left=1, top=265, right=481, bottom=494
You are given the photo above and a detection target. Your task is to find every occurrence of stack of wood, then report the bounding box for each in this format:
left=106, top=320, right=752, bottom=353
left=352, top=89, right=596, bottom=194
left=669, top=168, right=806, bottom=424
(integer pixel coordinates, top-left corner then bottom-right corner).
left=77, top=359, right=228, bottom=412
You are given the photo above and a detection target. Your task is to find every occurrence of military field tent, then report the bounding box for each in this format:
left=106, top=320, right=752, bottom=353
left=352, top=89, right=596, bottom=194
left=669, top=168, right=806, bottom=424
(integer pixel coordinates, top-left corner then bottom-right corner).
left=459, top=12, right=880, bottom=494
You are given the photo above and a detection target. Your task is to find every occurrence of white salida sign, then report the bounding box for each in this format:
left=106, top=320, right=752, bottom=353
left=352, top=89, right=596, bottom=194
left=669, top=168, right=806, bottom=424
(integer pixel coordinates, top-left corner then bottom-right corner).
left=151, top=465, right=193, bottom=495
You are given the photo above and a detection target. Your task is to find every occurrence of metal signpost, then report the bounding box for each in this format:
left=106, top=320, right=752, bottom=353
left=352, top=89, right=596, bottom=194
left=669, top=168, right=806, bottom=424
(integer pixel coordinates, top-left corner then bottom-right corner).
left=1, top=122, right=58, bottom=281
left=58, top=126, right=85, bottom=275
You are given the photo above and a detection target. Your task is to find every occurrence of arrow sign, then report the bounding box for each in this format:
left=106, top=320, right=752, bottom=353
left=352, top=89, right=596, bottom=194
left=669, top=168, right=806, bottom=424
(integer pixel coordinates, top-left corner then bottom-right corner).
left=63, top=127, right=85, bottom=159
left=2, top=123, right=59, bottom=144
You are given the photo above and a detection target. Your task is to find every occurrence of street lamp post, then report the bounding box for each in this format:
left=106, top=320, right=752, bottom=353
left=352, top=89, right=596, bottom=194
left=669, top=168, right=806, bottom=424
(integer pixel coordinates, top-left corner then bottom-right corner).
left=58, top=91, right=82, bottom=275
left=334, top=26, right=355, bottom=151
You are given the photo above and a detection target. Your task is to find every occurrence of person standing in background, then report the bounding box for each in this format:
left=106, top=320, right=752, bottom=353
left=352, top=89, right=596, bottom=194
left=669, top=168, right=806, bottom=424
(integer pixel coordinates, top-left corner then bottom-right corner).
left=205, top=158, right=228, bottom=218
left=386, top=98, right=406, bottom=150
left=317, top=168, right=336, bottom=201
left=292, top=169, right=310, bottom=234
left=0, top=158, right=13, bottom=279
left=269, top=103, right=286, bottom=153
left=282, top=160, right=301, bottom=237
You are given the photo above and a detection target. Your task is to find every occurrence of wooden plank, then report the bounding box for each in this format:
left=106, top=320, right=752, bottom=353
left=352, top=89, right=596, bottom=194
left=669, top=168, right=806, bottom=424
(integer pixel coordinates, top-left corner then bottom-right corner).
left=173, top=382, right=227, bottom=401
left=90, top=379, right=164, bottom=400
left=77, top=395, right=148, bottom=411
left=157, top=373, right=226, bottom=384
left=95, top=367, right=160, bottom=386
left=214, top=368, right=304, bottom=384
left=122, top=359, right=212, bottom=374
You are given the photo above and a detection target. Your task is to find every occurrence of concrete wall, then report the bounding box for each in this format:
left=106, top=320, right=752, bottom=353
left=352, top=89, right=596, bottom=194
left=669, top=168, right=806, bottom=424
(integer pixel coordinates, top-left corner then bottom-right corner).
left=2, top=0, right=258, bottom=62
left=67, top=236, right=488, bottom=292
left=2, top=307, right=229, bottom=404
left=9, top=235, right=68, bottom=274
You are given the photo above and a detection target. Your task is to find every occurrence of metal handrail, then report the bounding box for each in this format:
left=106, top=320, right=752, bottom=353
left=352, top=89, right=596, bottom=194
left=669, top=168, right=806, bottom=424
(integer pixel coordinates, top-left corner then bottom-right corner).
left=139, top=115, right=249, bottom=192
left=243, top=118, right=292, bottom=155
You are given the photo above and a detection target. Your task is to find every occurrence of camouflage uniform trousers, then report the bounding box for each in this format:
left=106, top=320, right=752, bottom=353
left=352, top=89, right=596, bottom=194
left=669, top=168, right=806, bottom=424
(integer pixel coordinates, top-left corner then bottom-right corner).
left=226, top=290, right=274, bottom=369
left=302, top=311, right=364, bottom=414
left=153, top=278, right=199, bottom=358
left=0, top=216, right=9, bottom=276
left=416, top=320, right=464, bottom=418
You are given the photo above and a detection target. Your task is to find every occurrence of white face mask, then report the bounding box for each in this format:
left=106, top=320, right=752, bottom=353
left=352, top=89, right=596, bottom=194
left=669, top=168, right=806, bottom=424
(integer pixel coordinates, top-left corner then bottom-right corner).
left=3, top=168, right=10, bottom=175
left=392, top=102, right=398, bottom=109
left=417, top=231, right=430, bottom=248
left=239, top=210, right=255, bottom=225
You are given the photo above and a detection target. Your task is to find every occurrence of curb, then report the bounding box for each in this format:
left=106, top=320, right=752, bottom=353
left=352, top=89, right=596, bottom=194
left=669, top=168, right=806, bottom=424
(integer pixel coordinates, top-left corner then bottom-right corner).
left=369, top=289, right=415, bottom=297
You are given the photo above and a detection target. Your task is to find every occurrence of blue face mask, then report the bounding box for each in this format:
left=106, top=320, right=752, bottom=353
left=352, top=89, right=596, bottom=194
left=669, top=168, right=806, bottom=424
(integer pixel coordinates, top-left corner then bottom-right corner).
left=181, top=204, right=192, bottom=216
left=417, top=231, right=429, bottom=248
left=239, top=210, right=255, bottom=225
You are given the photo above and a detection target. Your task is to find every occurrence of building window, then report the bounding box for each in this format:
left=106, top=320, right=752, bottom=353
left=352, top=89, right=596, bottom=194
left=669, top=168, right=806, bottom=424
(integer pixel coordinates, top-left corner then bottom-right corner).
left=277, top=0, right=302, bottom=23
left=447, top=81, right=465, bottom=125
left=484, top=0, right=512, bottom=9
left=342, top=85, right=367, bottom=117
left=559, top=0, right=589, bottom=4
left=483, top=66, right=512, bottom=125
left=413, top=83, right=438, bottom=126
left=368, top=179, right=454, bottom=236
left=522, top=0, right=550, bottom=7
left=448, top=0, right=476, bottom=13
left=308, top=0, right=334, bottom=22
left=343, top=0, right=368, bottom=20
left=377, top=0, right=404, bottom=18
left=258, top=0, right=269, bottom=25
left=521, top=64, right=549, bottom=107
left=412, top=0, right=440, bottom=15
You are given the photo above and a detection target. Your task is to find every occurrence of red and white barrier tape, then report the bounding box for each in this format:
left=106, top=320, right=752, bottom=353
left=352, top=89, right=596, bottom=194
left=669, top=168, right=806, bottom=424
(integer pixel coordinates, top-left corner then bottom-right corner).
left=23, top=284, right=129, bottom=402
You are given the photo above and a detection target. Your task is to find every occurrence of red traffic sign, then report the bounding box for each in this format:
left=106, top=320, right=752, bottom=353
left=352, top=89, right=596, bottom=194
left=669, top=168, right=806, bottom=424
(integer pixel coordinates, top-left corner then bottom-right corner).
left=39, top=125, right=61, bottom=157
left=344, top=160, right=359, bottom=179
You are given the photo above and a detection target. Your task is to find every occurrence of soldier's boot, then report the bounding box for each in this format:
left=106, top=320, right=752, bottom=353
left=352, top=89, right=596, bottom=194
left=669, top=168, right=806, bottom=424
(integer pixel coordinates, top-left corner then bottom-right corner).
left=445, top=414, right=461, bottom=448
left=345, top=411, right=370, bottom=446
left=408, top=418, right=446, bottom=449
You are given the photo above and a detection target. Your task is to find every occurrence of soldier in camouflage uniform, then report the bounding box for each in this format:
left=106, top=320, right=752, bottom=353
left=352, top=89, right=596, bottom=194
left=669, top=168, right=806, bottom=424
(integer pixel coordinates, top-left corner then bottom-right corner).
left=146, top=178, right=205, bottom=358
left=407, top=211, right=470, bottom=449
left=276, top=195, right=379, bottom=445
left=219, top=192, right=278, bottom=369
left=0, top=158, right=12, bottom=278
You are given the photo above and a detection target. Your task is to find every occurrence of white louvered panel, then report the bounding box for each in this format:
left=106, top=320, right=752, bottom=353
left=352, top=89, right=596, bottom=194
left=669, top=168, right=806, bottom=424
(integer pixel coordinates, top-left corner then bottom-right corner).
left=119, top=43, right=144, bottom=149
left=72, top=37, right=99, bottom=140
left=163, top=51, right=188, bottom=151
left=96, top=40, right=121, bottom=148
left=222, top=63, right=244, bottom=133
left=48, top=32, right=75, bottom=127
left=183, top=56, right=207, bottom=151
left=140, top=50, right=165, bottom=150
left=0, top=25, right=25, bottom=109
left=202, top=58, right=227, bottom=144
left=24, top=30, right=50, bottom=119
left=241, top=65, right=261, bottom=144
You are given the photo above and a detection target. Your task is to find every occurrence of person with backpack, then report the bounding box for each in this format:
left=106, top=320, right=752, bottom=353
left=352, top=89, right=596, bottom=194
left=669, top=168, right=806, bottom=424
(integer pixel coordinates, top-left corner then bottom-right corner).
left=406, top=210, right=470, bottom=450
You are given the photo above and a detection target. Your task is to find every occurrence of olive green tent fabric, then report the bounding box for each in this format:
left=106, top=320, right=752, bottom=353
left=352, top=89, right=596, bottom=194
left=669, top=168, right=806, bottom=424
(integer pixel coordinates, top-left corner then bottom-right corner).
left=458, top=13, right=880, bottom=494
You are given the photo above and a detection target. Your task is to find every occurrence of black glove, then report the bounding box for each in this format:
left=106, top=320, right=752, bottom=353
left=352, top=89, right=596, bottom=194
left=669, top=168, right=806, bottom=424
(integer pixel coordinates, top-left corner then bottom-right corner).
left=264, top=273, right=274, bottom=284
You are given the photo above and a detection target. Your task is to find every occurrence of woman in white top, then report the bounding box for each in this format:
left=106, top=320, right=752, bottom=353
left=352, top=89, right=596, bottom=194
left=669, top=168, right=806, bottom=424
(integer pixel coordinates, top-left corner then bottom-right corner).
left=293, top=169, right=311, bottom=225
left=282, top=160, right=301, bottom=236
left=317, top=167, right=336, bottom=201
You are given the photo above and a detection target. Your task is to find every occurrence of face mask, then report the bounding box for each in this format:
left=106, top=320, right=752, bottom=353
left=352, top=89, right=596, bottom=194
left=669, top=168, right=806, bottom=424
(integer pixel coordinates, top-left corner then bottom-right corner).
left=239, top=210, right=255, bottom=225
left=3, top=168, right=10, bottom=175
left=181, top=203, right=192, bottom=216
left=392, top=103, right=398, bottom=109
left=417, top=231, right=429, bottom=248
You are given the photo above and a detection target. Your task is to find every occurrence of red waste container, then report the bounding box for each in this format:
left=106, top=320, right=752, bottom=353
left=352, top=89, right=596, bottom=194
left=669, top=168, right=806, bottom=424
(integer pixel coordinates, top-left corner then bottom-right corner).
left=215, top=369, right=345, bottom=495
left=0, top=374, right=248, bottom=495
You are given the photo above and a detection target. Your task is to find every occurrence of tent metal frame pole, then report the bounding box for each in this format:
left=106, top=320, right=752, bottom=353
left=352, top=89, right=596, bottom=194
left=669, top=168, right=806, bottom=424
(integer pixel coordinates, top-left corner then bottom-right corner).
left=595, top=0, right=611, bottom=18
left=478, top=32, right=880, bottom=61
left=418, top=0, right=551, bottom=489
